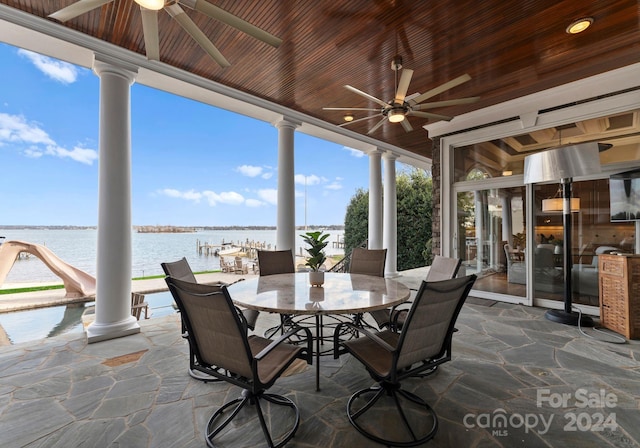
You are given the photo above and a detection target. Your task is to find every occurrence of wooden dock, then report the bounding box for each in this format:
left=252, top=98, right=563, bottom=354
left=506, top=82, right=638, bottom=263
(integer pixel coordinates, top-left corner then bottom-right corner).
left=196, top=239, right=274, bottom=258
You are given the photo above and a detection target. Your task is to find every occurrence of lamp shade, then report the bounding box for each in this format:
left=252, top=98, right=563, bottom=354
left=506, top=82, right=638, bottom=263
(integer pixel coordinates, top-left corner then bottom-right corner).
left=542, top=197, right=580, bottom=212
left=524, top=142, right=602, bottom=184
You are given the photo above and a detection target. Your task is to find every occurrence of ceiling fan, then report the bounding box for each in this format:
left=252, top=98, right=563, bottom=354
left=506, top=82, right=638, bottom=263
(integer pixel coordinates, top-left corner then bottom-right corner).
left=48, top=0, right=282, bottom=68
left=324, top=56, right=479, bottom=134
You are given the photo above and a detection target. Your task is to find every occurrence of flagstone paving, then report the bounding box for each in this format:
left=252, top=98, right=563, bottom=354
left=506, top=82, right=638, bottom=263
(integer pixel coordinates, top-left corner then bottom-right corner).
left=0, top=299, right=638, bottom=447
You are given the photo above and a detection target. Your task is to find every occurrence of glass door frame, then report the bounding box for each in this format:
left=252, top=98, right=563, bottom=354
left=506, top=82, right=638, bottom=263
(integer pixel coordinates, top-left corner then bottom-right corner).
left=438, top=93, right=640, bottom=312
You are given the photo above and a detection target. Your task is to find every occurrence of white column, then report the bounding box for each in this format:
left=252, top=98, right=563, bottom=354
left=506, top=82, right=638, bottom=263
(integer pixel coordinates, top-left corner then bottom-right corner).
left=275, top=117, right=300, bottom=252
left=383, top=153, right=399, bottom=277
left=368, top=149, right=383, bottom=249
left=87, top=54, right=139, bottom=343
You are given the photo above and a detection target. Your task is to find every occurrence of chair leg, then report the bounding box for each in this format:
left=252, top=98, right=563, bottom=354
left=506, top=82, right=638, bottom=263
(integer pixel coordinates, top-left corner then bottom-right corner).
left=205, top=391, right=300, bottom=448
left=347, top=383, right=438, bottom=447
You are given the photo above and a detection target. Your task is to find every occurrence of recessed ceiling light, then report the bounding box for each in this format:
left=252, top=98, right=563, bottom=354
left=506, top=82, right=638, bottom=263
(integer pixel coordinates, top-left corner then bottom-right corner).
left=343, top=113, right=354, bottom=122
left=566, top=17, right=593, bottom=34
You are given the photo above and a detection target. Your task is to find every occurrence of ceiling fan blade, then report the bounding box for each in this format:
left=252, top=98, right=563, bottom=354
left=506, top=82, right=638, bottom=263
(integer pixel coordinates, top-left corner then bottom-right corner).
left=394, top=69, right=414, bottom=104
left=337, top=115, right=380, bottom=127
left=344, top=85, right=390, bottom=109
left=140, top=7, right=160, bottom=61
left=323, top=107, right=381, bottom=112
left=48, top=0, right=114, bottom=22
left=411, top=74, right=472, bottom=105
left=412, top=97, right=480, bottom=109
left=409, top=110, right=453, bottom=121
left=367, top=117, right=388, bottom=135
left=401, top=119, right=414, bottom=132
left=182, top=0, right=282, bottom=48
left=166, top=4, right=230, bottom=68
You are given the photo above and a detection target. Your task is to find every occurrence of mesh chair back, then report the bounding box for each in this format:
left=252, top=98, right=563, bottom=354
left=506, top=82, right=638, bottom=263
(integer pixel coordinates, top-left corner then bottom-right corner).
left=396, top=275, right=476, bottom=370
left=161, top=257, right=197, bottom=283
left=166, top=277, right=254, bottom=378
left=349, top=247, right=387, bottom=277
left=257, top=249, right=295, bottom=276
left=425, top=255, right=462, bottom=282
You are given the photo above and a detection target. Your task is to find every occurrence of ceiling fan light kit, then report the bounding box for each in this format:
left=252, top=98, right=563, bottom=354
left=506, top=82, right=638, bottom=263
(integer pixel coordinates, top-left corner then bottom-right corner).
left=134, top=0, right=163, bottom=11
left=388, top=109, right=406, bottom=123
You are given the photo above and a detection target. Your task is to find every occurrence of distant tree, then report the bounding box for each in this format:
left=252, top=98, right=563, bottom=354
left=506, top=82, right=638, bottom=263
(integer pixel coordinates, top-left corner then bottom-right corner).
left=396, top=169, right=433, bottom=270
left=343, top=169, right=433, bottom=271
left=344, top=188, right=369, bottom=255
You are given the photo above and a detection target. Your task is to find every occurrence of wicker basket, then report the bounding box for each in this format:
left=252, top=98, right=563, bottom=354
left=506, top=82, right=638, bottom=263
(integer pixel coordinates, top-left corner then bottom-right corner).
left=599, top=254, right=640, bottom=339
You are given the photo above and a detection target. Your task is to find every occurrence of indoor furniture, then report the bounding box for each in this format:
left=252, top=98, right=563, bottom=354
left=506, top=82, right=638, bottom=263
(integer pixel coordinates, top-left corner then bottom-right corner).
left=599, top=253, right=640, bottom=339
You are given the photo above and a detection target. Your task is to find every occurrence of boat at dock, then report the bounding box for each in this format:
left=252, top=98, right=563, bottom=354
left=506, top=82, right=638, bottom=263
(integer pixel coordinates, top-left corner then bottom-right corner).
left=218, top=243, right=241, bottom=256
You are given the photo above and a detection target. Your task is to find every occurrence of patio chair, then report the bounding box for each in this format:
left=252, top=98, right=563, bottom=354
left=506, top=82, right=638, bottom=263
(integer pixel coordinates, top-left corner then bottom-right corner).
left=130, top=292, right=149, bottom=320
left=333, top=275, right=477, bottom=447
left=369, top=255, right=461, bottom=330
left=165, top=276, right=312, bottom=448
left=233, top=256, right=249, bottom=274
left=256, top=249, right=295, bottom=276
left=219, top=256, right=233, bottom=273
left=162, top=257, right=260, bottom=382
left=348, top=247, right=387, bottom=276
left=161, top=257, right=259, bottom=331
left=257, top=249, right=296, bottom=338
left=348, top=248, right=386, bottom=327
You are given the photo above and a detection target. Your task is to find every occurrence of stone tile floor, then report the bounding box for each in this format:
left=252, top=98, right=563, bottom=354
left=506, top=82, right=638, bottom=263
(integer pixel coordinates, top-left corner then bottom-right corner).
left=0, top=300, right=639, bottom=447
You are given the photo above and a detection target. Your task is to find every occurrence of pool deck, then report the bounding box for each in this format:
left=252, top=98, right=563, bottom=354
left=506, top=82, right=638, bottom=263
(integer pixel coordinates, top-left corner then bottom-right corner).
left=0, top=285, right=638, bottom=447
left=0, top=272, right=260, bottom=313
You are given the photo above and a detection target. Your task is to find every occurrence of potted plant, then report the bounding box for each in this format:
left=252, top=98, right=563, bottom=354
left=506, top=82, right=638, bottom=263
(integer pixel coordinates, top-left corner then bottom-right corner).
left=301, top=231, right=329, bottom=286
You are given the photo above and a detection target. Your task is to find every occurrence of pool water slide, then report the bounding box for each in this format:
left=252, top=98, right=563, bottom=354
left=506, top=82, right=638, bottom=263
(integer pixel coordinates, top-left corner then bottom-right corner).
left=0, top=240, right=96, bottom=298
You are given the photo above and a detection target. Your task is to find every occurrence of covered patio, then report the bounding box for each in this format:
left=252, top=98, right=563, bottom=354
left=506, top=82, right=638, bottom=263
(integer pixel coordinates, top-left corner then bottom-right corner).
left=1, top=289, right=638, bottom=447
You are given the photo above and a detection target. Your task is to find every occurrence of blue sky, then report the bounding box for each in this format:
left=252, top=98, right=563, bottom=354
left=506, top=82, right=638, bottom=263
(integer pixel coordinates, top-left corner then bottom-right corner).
left=0, top=42, right=379, bottom=227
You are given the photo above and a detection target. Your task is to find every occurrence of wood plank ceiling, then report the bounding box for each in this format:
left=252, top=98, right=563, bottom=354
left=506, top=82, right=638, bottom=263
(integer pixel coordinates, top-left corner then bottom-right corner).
left=2, top=0, right=639, bottom=159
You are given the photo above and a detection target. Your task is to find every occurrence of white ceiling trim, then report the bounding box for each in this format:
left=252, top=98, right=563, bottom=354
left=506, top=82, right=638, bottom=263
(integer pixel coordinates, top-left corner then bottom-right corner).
left=424, top=62, right=640, bottom=138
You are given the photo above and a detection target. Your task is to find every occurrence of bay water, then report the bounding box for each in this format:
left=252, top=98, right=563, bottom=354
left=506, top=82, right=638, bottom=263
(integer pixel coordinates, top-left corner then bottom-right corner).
left=1, top=228, right=345, bottom=284
left=0, top=228, right=344, bottom=344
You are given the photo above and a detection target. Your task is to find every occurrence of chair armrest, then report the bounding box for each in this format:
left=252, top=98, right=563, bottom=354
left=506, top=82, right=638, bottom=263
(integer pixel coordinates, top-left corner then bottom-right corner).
left=254, top=324, right=313, bottom=363
left=332, top=322, right=395, bottom=359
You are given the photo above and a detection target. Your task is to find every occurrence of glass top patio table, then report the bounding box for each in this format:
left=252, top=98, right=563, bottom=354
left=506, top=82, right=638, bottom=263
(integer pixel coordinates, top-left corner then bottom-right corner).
left=227, top=272, right=411, bottom=390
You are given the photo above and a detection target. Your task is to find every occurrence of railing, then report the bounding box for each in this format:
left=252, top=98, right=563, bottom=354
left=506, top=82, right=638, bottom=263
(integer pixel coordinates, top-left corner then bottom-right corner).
left=329, top=239, right=368, bottom=273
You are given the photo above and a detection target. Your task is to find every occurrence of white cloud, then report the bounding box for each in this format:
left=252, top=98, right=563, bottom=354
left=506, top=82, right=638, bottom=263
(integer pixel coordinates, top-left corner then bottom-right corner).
left=325, top=182, right=342, bottom=190
left=0, top=113, right=98, bottom=165
left=159, top=188, right=265, bottom=208
left=258, top=189, right=278, bottom=205
left=18, top=49, right=79, bottom=84
left=45, top=144, right=97, bottom=165
left=236, top=165, right=263, bottom=177
left=245, top=198, right=265, bottom=207
left=0, top=113, right=55, bottom=146
left=261, top=172, right=273, bottom=180
left=23, top=147, right=43, bottom=158
left=344, top=146, right=365, bottom=157
left=159, top=189, right=202, bottom=202
left=202, top=190, right=245, bottom=206
left=294, top=174, right=323, bottom=185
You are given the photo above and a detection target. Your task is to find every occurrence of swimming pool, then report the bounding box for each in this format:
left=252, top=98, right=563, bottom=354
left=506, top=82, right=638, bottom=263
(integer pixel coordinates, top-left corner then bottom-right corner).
left=0, top=291, right=178, bottom=345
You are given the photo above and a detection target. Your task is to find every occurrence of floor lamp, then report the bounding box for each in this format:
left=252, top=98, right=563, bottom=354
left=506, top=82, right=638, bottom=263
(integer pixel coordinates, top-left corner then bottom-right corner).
left=524, top=142, right=606, bottom=326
